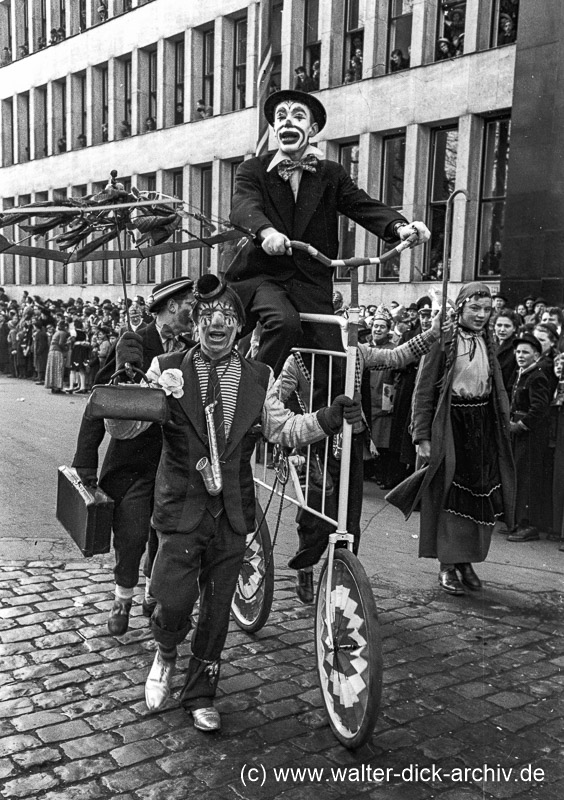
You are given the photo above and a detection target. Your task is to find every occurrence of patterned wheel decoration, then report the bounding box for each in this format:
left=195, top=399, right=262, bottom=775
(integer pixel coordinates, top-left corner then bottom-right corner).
left=315, top=548, right=383, bottom=748
left=231, top=502, right=274, bottom=633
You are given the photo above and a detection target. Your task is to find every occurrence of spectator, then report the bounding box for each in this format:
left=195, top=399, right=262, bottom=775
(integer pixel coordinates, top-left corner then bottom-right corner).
left=57, top=135, right=67, bottom=153
left=498, top=13, right=517, bottom=45
left=533, top=297, right=547, bottom=322
left=57, top=27, right=66, bottom=41
left=343, top=68, right=356, bottom=84
left=44, top=321, right=69, bottom=393
left=551, top=352, right=564, bottom=551
left=507, top=332, right=552, bottom=542
left=293, top=65, right=315, bottom=93
left=0, top=313, right=9, bottom=373
left=37, top=35, right=46, bottom=49
left=32, top=321, right=49, bottom=383
left=494, top=309, right=519, bottom=390
left=390, top=49, right=408, bottom=72
left=49, top=28, right=59, bottom=45
left=410, top=282, right=515, bottom=595
left=119, top=119, right=131, bottom=138
left=311, top=60, right=320, bottom=90
left=453, top=33, right=464, bottom=57
left=77, top=133, right=87, bottom=148
left=195, top=99, right=213, bottom=120
left=18, top=43, right=29, bottom=58
left=98, top=2, right=108, bottom=22
left=350, top=47, right=363, bottom=81
left=436, top=37, right=453, bottom=60
left=102, top=122, right=109, bottom=142
left=145, top=116, right=157, bottom=131
left=368, top=306, right=398, bottom=488
left=174, top=102, right=184, bottom=124
left=1, top=46, right=12, bottom=66
left=541, top=306, right=564, bottom=336
left=533, top=322, right=560, bottom=395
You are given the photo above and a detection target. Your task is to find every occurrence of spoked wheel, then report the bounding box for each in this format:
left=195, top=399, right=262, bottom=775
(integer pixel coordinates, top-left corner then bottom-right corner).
left=315, top=548, right=383, bottom=749
left=231, top=502, right=274, bottom=633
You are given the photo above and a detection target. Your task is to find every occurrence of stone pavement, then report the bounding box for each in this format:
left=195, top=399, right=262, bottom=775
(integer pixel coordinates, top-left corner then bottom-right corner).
left=0, top=558, right=562, bottom=800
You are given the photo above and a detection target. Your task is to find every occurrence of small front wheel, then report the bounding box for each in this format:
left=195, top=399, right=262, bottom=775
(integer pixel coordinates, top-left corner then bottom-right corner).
left=315, top=548, right=382, bottom=749
left=231, top=502, right=274, bottom=633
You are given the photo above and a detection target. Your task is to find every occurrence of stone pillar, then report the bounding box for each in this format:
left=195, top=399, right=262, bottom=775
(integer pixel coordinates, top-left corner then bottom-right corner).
left=280, top=0, right=302, bottom=90
left=403, top=122, right=430, bottom=282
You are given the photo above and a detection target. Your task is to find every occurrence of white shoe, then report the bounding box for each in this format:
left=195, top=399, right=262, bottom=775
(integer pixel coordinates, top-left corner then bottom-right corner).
left=192, top=706, right=221, bottom=732
left=145, top=651, right=175, bottom=711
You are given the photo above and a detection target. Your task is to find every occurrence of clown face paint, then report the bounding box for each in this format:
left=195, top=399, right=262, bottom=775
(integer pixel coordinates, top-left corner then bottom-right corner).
left=273, top=101, right=318, bottom=158
left=197, top=299, right=241, bottom=361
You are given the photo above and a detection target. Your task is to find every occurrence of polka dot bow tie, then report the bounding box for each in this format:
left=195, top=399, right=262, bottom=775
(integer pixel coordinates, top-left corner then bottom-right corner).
left=277, top=154, right=319, bottom=182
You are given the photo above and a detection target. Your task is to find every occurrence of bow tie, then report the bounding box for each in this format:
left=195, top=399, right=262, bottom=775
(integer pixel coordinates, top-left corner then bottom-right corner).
left=277, top=154, right=318, bottom=182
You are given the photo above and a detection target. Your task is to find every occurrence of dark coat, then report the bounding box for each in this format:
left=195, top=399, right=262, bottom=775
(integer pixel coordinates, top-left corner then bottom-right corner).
left=510, top=364, right=552, bottom=529
left=410, top=338, right=515, bottom=557
left=151, top=349, right=271, bottom=535
left=495, top=335, right=517, bottom=391
left=227, top=155, right=406, bottom=306
left=73, top=322, right=171, bottom=502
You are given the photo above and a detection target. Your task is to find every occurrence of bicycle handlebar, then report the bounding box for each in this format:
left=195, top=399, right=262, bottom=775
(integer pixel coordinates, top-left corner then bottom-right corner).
left=289, top=232, right=418, bottom=268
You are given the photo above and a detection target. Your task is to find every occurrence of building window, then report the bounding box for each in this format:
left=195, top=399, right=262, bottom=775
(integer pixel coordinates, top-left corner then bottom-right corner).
left=2, top=198, right=15, bottom=284
left=199, top=166, right=213, bottom=275
left=387, top=1, right=412, bottom=73
left=233, top=16, right=247, bottom=111
left=477, top=118, right=510, bottom=277
left=101, top=65, right=109, bottom=140
left=123, top=58, right=132, bottom=125
left=343, top=0, right=364, bottom=84
left=436, top=1, right=466, bottom=61
left=78, top=0, right=86, bottom=31
left=203, top=28, right=214, bottom=110
left=373, top=134, right=406, bottom=281
left=174, top=40, right=184, bottom=124
left=336, top=142, right=360, bottom=279
left=302, top=0, right=320, bottom=87
left=147, top=49, right=157, bottom=129
left=172, top=170, right=184, bottom=278
left=426, top=126, right=459, bottom=280
left=270, top=2, right=283, bottom=94
left=493, top=0, right=519, bottom=47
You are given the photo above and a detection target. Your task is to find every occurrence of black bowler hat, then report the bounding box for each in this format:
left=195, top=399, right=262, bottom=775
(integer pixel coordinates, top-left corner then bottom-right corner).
left=513, top=332, right=542, bottom=354
left=264, top=89, right=327, bottom=131
left=147, top=276, right=194, bottom=313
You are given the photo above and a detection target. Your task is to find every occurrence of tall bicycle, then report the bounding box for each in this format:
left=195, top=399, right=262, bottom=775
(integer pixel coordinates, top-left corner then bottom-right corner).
left=231, top=235, right=416, bottom=748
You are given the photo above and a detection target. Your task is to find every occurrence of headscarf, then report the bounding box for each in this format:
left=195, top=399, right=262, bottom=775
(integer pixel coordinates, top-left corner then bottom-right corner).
left=455, top=282, right=492, bottom=361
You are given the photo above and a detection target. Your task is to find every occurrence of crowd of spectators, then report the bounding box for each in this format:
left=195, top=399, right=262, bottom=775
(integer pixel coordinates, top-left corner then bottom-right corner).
left=0, top=288, right=152, bottom=395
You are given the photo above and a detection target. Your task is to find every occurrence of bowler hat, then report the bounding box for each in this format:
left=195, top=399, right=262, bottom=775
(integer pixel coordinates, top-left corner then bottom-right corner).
left=264, top=89, right=327, bottom=131
left=513, top=332, right=542, bottom=354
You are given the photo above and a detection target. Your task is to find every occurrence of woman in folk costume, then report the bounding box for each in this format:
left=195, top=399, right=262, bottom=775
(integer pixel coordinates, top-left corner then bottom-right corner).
left=410, top=282, right=515, bottom=595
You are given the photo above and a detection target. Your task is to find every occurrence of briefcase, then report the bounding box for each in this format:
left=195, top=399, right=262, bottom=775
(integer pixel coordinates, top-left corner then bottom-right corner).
left=56, top=466, right=113, bottom=557
left=85, top=367, right=168, bottom=423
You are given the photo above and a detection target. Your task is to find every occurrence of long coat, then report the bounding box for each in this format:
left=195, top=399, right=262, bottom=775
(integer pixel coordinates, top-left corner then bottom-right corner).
left=227, top=155, right=406, bottom=307
left=410, top=339, right=515, bottom=558
left=510, top=363, right=552, bottom=530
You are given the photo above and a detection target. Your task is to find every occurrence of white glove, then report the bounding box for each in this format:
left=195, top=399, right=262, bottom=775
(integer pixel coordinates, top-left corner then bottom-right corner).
left=398, top=221, right=431, bottom=246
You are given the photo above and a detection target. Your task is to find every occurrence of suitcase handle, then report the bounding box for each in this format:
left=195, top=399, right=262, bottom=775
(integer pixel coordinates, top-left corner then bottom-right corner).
left=108, top=365, right=149, bottom=385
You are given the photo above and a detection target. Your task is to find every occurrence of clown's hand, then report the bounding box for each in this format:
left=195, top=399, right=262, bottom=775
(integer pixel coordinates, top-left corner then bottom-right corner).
left=261, top=228, right=292, bottom=256
left=398, top=221, right=430, bottom=247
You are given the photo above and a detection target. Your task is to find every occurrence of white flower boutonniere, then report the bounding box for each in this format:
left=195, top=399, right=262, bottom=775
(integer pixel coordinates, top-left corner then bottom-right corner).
left=158, top=368, right=184, bottom=398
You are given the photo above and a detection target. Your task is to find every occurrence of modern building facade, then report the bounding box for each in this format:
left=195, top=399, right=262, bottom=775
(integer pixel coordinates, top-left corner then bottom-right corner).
left=0, top=0, right=528, bottom=306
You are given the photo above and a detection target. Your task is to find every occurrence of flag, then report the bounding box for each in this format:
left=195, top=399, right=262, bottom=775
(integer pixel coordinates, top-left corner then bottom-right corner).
left=255, top=0, right=274, bottom=156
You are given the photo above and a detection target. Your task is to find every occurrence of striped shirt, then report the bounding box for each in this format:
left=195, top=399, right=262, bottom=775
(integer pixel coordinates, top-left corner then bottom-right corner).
left=193, top=350, right=241, bottom=437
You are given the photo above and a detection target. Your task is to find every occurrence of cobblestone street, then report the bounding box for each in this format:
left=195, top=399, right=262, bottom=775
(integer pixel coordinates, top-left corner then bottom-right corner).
left=0, top=559, right=562, bottom=800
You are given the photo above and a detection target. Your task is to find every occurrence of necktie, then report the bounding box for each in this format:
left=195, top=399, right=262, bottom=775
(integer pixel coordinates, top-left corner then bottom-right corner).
left=277, top=154, right=318, bottom=182
left=160, top=324, right=178, bottom=353
left=205, top=361, right=226, bottom=456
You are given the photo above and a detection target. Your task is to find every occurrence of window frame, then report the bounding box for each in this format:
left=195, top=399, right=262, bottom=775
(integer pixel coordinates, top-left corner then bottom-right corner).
left=174, top=39, right=185, bottom=124
left=202, top=27, right=214, bottom=109
left=233, top=16, right=247, bottom=111
left=386, top=0, right=413, bottom=75
left=199, top=165, right=213, bottom=275
left=335, top=140, right=360, bottom=280
left=476, top=115, right=511, bottom=279
left=343, top=0, right=364, bottom=83
left=425, top=125, right=459, bottom=280
left=373, top=132, right=407, bottom=282
left=172, top=169, right=184, bottom=278
left=303, top=0, right=321, bottom=78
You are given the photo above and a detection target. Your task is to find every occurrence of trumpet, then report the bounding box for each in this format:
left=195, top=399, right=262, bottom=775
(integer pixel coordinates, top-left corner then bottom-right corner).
left=196, top=401, right=223, bottom=496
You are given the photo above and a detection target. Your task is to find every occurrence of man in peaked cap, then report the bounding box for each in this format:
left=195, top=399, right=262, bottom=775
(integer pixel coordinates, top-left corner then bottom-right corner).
left=72, top=276, right=196, bottom=637
left=105, top=273, right=363, bottom=731
left=227, top=88, right=430, bottom=385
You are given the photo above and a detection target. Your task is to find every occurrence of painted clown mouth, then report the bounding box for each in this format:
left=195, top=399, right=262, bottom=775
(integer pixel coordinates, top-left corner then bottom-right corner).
left=278, top=130, right=301, bottom=145
left=207, top=331, right=228, bottom=341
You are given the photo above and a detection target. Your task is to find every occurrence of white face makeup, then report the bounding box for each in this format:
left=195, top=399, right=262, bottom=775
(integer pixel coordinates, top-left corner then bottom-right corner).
left=273, top=101, right=319, bottom=158
left=197, top=299, right=241, bottom=361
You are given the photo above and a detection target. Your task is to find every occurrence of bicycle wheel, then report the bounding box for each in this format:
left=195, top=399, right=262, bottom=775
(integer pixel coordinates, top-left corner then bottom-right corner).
left=315, top=548, right=382, bottom=749
left=231, top=502, right=274, bottom=633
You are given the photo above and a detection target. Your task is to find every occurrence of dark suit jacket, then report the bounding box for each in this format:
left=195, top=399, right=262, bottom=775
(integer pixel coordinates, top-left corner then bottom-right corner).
left=227, top=155, right=407, bottom=305
left=152, top=348, right=271, bottom=535
left=72, top=323, right=192, bottom=503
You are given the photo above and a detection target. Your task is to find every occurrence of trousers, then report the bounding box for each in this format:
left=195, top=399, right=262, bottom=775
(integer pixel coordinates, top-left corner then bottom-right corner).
left=150, top=510, right=247, bottom=709
left=109, top=472, right=155, bottom=589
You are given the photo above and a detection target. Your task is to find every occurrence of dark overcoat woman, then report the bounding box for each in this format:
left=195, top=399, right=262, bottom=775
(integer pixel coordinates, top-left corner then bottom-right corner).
left=410, top=336, right=515, bottom=558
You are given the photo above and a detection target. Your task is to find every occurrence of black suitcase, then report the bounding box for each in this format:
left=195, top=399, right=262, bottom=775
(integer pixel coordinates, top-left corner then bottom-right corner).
left=56, top=466, right=113, bottom=557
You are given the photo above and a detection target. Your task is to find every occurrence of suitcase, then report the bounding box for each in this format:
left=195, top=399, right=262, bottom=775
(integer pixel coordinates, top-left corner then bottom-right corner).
left=56, top=466, right=114, bottom=557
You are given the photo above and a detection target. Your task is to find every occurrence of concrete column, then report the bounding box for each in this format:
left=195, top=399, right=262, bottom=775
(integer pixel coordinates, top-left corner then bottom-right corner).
left=66, top=73, right=77, bottom=152
left=85, top=65, right=95, bottom=144
left=214, top=16, right=230, bottom=115
left=280, top=0, right=302, bottom=90
left=0, top=3, right=10, bottom=52
left=10, top=0, right=18, bottom=54
left=464, top=0, right=480, bottom=54
left=157, top=37, right=168, bottom=128
left=130, top=46, right=139, bottom=135
left=364, top=0, right=386, bottom=80
left=419, top=0, right=439, bottom=66
left=402, top=122, right=430, bottom=282
left=27, top=0, right=37, bottom=52
left=450, top=113, right=481, bottom=283
left=356, top=133, right=382, bottom=270
left=246, top=1, right=258, bottom=108
left=184, top=28, right=195, bottom=123
left=320, top=0, right=345, bottom=89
